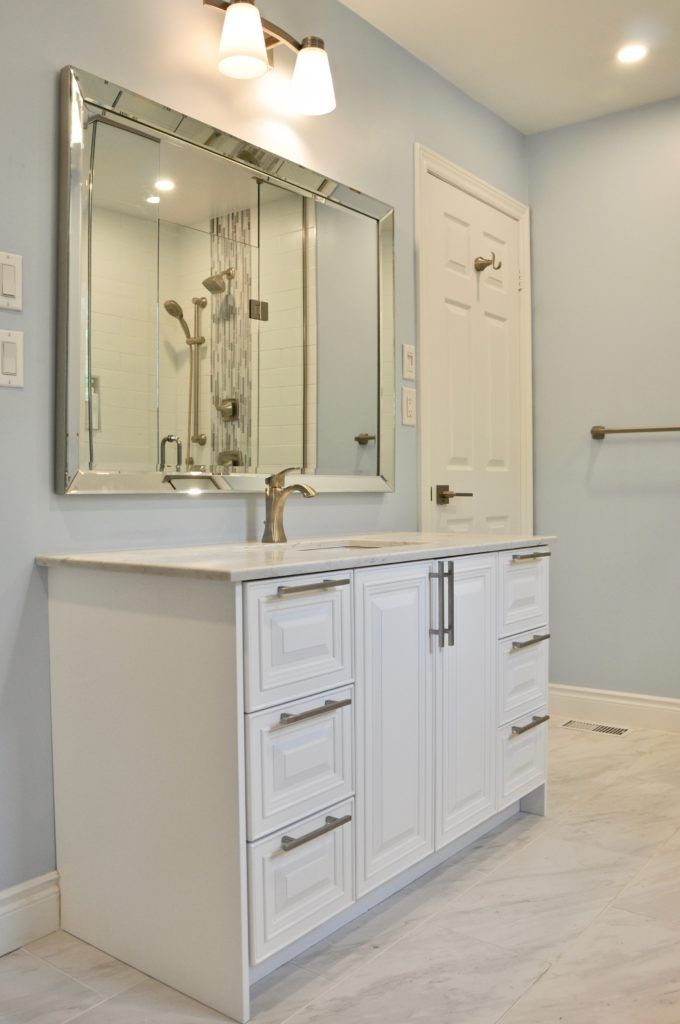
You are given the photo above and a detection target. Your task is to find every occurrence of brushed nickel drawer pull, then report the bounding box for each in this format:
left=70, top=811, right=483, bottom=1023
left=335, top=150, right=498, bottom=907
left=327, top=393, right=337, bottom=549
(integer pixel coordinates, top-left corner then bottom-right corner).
left=280, top=813, right=352, bottom=852
left=511, top=714, right=550, bottom=736
left=511, top=551, right=551, bottom=563
left=277, top=698, right=352, bottom=727
left=447, top=560, right=455, bottom=647
left=276, top=578, right=350, bottom=597
left=511, top=633, right=551, bottom=651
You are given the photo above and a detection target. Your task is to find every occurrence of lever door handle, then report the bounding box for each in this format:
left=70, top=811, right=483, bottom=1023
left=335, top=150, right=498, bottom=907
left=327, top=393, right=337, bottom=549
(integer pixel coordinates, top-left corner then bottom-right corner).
left=436, top=484, right=474, bottom=505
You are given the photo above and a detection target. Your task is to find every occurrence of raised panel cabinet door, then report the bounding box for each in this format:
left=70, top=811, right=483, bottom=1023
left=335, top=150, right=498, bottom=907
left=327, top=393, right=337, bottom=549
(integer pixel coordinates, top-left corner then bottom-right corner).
left=435, top=554, right=496, bottom=849
left=355, top=562, right=435, bottom=897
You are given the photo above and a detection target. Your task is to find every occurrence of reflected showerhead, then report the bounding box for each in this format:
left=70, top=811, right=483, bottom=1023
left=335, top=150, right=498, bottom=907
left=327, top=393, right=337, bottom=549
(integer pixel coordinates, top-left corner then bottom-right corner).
left=163, top=299, right=191, bottom=339
left=202, top=268, right=236, bottom=294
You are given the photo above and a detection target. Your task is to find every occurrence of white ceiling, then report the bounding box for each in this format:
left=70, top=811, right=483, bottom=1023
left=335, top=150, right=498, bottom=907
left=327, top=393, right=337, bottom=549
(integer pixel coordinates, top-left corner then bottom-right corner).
left=339, top=0, right=680, bottom=133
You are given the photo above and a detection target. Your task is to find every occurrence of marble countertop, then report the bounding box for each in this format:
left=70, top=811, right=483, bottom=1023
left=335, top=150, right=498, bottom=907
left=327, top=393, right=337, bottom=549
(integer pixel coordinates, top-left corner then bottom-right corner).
left=36, top=532, right=553, bottom=583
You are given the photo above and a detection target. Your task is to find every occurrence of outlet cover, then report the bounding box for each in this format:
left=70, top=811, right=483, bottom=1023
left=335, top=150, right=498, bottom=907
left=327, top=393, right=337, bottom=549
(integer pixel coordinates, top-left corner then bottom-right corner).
left=402, top=386, right=416, bottom=426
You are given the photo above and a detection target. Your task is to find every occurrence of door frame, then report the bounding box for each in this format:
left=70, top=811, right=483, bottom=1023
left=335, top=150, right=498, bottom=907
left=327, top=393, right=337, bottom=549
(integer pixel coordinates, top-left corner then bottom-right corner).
left=414, top=145, right=533, bottom=533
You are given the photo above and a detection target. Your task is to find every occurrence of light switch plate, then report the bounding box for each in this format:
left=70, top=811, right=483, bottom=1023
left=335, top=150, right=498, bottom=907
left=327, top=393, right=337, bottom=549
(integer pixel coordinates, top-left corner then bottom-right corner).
left=0, top=330, right=24, bottom=388
left=402, top=386, right=416, bottom=426
left=0, top=252, right=22, bottom=311
left=402, top=344, right=416, bottom=380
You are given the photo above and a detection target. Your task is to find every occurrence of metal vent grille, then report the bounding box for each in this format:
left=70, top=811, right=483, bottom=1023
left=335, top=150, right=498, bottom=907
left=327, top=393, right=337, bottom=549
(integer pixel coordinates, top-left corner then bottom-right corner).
left=562, top=719, right=628, bottom=736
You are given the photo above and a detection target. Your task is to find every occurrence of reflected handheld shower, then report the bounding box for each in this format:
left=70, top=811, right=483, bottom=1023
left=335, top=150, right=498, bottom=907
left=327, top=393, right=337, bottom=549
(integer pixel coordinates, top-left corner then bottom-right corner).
left=163, top=299, right=191, bottom=340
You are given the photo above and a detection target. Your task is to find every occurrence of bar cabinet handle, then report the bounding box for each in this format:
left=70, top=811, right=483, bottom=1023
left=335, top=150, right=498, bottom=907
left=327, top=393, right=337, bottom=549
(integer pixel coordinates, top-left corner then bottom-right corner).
left=511, top=633, right=551, bottom=652
left=429, top=563, right=455, bottom=648
left=447, top=560, right=455, bottom=647
left=280, top=813, right=352, bottom=852
left=511, top=714, right=550, bottom=736
left=511, top=551, right=551, bottom=563
left=277, top=698, right=352, bottom=728
left=276, top=578, right=350, bottom=597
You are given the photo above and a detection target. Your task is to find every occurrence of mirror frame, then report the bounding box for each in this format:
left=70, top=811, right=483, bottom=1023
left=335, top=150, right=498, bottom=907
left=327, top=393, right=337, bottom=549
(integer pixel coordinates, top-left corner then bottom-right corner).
left=56, top=66, right=395, bottom=495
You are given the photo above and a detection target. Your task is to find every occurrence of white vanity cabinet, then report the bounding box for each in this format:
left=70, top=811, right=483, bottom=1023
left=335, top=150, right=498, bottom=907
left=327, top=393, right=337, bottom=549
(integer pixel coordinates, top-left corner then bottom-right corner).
left=41, top=535, right=550, bottom=1023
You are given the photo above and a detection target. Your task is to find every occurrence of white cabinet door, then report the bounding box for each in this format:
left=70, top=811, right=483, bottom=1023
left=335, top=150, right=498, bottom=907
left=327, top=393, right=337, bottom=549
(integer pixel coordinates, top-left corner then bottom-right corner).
left=436, top=554, right=496, bottom=849
left=355, top=562, right=434, bottom=896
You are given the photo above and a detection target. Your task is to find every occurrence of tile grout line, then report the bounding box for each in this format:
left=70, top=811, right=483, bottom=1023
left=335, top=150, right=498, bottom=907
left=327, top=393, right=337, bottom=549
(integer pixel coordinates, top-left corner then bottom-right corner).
left=19, top=947, right=107, bottom=999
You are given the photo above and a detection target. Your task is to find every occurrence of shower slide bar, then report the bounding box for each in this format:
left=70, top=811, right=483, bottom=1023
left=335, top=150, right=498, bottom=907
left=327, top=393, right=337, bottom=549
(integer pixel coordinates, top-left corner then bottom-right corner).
left=591, top=424, right=680, bottom=440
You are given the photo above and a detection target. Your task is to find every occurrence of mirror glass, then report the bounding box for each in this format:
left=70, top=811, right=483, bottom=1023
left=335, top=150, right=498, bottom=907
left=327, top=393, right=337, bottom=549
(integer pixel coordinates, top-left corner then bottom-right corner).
left=57, top=68, right=394, bottom=494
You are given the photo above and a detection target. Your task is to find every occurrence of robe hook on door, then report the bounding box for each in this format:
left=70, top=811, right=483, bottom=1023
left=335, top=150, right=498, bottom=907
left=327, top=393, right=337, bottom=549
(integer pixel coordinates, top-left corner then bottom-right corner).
left=474, top=252, right=502, bottom=272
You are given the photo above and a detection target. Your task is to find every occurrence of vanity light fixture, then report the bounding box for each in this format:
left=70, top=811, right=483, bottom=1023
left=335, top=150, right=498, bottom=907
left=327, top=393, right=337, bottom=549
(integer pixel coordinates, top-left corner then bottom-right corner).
left=154, top=178, right=175, bottom=192
left=617, top=43, right=649, bottom=63
left=204, top=0, right=336, bottom=115
left=146, top=195, right=161, bottom=204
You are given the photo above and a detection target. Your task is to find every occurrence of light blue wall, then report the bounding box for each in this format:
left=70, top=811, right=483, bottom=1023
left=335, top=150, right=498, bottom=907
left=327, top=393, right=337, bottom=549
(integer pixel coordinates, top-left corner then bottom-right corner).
left=0, top=0, right=527, bottom=888
left=529, top=96, right=680, bottom=699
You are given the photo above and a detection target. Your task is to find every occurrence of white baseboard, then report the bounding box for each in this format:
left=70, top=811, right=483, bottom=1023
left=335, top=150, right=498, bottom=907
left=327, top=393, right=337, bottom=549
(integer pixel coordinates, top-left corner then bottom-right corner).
left=551, top=683, right=680, bottom=733
left=0, top=872, right=60, bottom=956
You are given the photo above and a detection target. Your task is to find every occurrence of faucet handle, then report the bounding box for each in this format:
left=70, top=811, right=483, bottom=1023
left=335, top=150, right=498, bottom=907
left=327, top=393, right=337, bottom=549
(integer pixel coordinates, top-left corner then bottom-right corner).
left=266, top=466, right=302, bottom=487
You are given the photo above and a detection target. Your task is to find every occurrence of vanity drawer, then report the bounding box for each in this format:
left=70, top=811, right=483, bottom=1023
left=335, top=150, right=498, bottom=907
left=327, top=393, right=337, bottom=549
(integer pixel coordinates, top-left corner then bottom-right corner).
left=246, top=686, right=354, bottom=840
left=498, top=548, right=549, bottom=638
left=244, top=572, right=353, bottom=712
left=248, top=799, right=354, bottom=965
left=498, top=630, right=550, bottom=725
left=497, top=708, right=548, bottom=810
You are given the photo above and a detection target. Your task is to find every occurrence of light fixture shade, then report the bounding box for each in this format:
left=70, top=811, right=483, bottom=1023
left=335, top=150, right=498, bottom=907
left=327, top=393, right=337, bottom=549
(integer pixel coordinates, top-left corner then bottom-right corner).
left=218, top=0, right=269, bottom=80
left=291, top=37, right=336, bottom=115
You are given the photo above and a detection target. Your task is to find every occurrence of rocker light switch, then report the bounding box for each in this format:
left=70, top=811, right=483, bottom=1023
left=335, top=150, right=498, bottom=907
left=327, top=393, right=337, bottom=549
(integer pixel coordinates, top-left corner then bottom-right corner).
left=0, top=330, right=24, bottom=387
left=0, top=253, right=22, bottom=310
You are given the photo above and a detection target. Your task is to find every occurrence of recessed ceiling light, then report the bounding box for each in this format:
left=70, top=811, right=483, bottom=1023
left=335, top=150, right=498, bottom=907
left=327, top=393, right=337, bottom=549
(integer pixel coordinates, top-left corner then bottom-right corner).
left=617, top=43, right=649, bottom=64
left=146, top=195, right=161, bottom=204
left=154, top=179, right=175, bottom=192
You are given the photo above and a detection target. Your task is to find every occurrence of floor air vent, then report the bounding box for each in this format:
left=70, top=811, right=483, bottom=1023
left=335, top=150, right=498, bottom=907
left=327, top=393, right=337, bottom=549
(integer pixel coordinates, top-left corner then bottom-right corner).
left=562, top=719, right=628, bottom=736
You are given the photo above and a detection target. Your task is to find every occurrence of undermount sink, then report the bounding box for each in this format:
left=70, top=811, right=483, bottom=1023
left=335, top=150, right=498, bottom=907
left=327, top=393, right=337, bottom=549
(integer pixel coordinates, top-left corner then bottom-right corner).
left=293, top=539, right=423, bottom=552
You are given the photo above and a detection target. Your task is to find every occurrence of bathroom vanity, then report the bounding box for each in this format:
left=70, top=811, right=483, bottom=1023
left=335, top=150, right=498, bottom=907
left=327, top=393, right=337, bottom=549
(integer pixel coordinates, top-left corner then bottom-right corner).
left=39, top=532, right=550, bottom=1022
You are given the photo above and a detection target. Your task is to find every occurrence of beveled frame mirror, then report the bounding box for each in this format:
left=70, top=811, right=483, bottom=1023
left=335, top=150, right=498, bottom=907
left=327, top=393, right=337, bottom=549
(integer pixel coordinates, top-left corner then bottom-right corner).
left=56, top=66, right=395, bottom=495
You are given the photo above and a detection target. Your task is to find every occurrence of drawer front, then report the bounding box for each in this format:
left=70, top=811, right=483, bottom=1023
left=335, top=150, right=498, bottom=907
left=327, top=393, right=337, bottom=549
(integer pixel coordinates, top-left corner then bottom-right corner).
left=248, top=799, right=354, bottom=965
left=244, top=572, right=353, bottom=711
left=498, top=548, right=549, bottom=638
left=497, top=708, right=548, bottom=810
left=498, top=630, right=550, bottom=725
left=246, top=686, right=354, bottom=840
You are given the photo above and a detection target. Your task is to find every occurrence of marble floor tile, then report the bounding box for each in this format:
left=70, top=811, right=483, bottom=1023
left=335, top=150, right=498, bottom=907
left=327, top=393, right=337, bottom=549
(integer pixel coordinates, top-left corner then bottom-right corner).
left=614, top=826, right=680, bottom=927
left=499, top=906, right=680, bottom=1024
left=0, top=948, right=102, bottom=1024
left=66, top=977, right=229, bottom=1023
left=436, top=832, right=643, bottom=960
left=250, top=963, right=327, bottom=1024
left=25, top=931, right=145, bottom=998
left=293, top=854, right=486, bottom=981
left=284, top=920, right=549, bottom=1024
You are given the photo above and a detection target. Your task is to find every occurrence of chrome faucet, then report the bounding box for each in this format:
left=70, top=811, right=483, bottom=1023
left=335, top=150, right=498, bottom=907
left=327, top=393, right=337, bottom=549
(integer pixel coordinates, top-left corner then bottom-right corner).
left=262, top=467, right=317, bottom=543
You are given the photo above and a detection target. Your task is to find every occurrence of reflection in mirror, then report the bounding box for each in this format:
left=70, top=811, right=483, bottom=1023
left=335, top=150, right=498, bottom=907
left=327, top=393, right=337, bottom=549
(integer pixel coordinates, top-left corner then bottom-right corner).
left=58, top=67, right=394, bottom=494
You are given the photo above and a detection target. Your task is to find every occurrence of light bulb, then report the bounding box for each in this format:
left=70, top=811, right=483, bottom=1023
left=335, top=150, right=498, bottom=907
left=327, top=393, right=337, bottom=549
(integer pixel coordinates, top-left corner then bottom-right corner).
left=146, top=195, right=161, bottom=204
left=617, top=43, right=649, bottom=64
left=291, top=37, right=336, bottom=116
left=154, top=178, right=175, bottom=192
left=218, top=0, right=269, bottom=80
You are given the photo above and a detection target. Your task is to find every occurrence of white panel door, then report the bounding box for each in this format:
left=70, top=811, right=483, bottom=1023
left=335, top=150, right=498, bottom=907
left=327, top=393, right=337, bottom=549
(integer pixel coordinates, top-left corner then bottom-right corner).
left=435, top=554, right=496, bottom=849
left=355, top=562, right=434, bottom=896
left=421, top=170, right=523, bottom=533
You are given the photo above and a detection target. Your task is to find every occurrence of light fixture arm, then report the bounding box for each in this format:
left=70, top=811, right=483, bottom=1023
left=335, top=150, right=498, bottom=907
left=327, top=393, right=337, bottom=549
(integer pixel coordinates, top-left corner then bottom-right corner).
left=203, top=0, right=303, bottom=52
